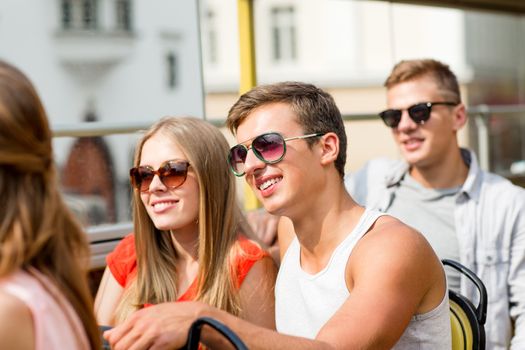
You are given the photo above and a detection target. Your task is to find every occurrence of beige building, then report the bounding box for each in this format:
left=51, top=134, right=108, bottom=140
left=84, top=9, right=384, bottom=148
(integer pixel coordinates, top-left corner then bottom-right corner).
left=200, top=0, right=525, bottom=177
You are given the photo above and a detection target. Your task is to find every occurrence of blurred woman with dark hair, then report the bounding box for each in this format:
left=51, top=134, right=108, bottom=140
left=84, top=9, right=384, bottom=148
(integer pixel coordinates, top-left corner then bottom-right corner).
left=0, top=60, right=100, bottom=349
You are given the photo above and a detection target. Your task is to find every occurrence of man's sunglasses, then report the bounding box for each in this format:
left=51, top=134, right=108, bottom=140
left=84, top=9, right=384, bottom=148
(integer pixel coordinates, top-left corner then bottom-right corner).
left=228, top=132, right=324, bottom=177
left=130, top=160, right=190, bottom=192
left=379, top=101, right=458, bottom=128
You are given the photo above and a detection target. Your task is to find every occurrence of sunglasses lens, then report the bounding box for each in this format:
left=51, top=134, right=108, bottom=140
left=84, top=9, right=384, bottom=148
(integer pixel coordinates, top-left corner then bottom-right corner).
left=130, top=167, right=155, bottom=192
left=228, top=133, right=287, bottom=176
left=228, top=145, right=248, bottom=175
left=130, top=161, right=189, bottom=192
left=380, top=110, right=402, bottom=128
left=408, top=104, right=431, bottom=123
left=160, top=161, right=188, bottom=189
left=252, top=133, right=285, bottom=163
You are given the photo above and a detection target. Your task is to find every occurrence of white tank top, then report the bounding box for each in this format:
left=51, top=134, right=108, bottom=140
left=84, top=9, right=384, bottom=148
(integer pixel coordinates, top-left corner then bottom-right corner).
left=275, top=208, right=451, bottom=349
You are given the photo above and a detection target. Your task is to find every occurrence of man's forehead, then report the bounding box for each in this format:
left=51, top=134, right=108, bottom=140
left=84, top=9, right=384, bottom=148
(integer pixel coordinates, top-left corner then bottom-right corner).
left=238, top=105, right=300, bottom=131
left=386, top=78, right=445, bottom=105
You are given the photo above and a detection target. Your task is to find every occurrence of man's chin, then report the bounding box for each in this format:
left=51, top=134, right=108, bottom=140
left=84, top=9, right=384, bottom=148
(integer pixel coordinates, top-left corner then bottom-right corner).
left=406, top=159, right=422, bottom=167
left=401, top=148, right=425, bottom=165
left=260, top=198, right=285, bottom=217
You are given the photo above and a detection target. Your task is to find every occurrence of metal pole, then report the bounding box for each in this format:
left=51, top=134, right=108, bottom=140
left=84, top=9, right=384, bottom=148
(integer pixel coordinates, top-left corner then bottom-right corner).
left=237, top=0, right=257, bottom=94
left=474, top=104, right=490, bottom=171
left=237, top=0, right=260, bottom=210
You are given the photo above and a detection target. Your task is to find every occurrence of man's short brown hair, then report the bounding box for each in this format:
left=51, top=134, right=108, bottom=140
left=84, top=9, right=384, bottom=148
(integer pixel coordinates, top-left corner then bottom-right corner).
left=385, top=59, right=461, bottom=103
left=226, top=81, right=347, bottom=179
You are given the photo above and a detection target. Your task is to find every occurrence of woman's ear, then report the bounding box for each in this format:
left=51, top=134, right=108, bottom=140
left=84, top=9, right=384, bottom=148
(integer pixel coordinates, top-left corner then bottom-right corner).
left=318, top=132, right=339, bottom=165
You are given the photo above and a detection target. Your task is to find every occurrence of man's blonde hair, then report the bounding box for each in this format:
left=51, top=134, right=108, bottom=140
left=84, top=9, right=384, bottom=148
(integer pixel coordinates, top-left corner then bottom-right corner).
left=385, top=59, right=461, bottom=103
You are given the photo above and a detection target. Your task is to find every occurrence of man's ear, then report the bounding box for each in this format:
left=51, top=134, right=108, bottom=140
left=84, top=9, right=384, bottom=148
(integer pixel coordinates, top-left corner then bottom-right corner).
left=453, top=103, right=467, bottom=131
left=319, top=132, right=339, bottom=165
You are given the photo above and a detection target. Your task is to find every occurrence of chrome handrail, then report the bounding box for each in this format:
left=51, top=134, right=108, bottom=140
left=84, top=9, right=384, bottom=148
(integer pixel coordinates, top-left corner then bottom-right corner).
left=51, top=104, right=525, bottom=138
left=53, top=104, right=525, bottom=260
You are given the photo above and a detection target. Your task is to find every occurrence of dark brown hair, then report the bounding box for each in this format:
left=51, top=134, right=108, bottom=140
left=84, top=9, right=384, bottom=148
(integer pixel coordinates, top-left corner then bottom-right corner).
left=226, top=81, right=347, bottom=179
left=0, top=60, right=101, bottom=349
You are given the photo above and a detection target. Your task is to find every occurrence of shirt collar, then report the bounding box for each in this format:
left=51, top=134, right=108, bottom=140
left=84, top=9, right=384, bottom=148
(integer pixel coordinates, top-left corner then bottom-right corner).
left=459, top=148, right=483, bottom=202
left=386, top=148, right=483, bottom=202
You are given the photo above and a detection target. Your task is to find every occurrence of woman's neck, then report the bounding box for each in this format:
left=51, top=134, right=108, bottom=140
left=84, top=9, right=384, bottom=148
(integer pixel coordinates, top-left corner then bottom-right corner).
left=170, top=228, right=199, bottom=262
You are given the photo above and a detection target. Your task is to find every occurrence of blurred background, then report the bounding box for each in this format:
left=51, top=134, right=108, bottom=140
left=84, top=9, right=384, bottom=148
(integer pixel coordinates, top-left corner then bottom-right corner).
left=1, top=0, right=524, bottom=274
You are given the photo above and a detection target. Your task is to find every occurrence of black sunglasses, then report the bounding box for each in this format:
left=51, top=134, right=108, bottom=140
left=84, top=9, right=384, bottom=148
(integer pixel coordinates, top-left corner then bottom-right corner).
left=379, top=101, right=458, bottom=128
left=130, top=160, right=190, bottom=192
left=228, top=132, right=324, bottom=177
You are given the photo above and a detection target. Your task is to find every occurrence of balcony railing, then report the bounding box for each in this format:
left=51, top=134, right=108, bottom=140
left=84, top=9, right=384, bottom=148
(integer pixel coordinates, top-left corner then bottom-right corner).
left=52, top=104, right=525, bottom=268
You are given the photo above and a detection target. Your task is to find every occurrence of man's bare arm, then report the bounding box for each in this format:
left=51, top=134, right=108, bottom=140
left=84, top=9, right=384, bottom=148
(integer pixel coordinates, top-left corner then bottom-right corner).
left=105, top=217, right=446, bottom=350
left=316, top=216, right=446, bottom=348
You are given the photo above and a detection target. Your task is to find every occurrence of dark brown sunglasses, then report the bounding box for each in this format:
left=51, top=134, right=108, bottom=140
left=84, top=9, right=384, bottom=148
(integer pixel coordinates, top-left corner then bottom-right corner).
left=130, top=160, right=190, bottom=192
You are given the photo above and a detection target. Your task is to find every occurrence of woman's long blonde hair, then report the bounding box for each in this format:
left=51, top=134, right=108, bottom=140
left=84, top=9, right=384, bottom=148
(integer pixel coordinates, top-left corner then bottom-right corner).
left=115, top=116, right=251, bottom=322
left=0, top=60, right=101, bottom=349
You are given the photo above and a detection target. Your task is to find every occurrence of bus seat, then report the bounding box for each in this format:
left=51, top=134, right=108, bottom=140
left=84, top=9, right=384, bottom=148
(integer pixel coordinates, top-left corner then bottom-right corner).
left=442, top=259, right=487, bottom=350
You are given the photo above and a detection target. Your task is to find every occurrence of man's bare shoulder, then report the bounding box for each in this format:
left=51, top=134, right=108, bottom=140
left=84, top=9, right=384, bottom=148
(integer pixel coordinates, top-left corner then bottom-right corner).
left=346, top=214, right=445, bottom=316
left=348, top=214, right=440, bottom=280
left=362, top=215, right=431, bottom=249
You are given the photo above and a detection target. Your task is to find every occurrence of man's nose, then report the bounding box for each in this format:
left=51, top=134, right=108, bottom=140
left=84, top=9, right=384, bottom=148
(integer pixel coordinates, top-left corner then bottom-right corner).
left=396, top=110, right=418, bottom=131
left=243, top=148, right=266, bottom=176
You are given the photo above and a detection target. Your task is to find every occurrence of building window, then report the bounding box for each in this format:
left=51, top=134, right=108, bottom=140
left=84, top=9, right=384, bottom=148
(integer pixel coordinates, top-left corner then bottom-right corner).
left=116, top=0, right=132, bottom=31
left=270, top=6, right=297, bottom=62
left=60, top=0, right=99, bottom=30
left=61, top=0, right=73, bottom=29
left=166, top=52, right=178, bottom=89
left=82, top=0, right=98, bottom=29
left=205, top=10, right=218, bottom=64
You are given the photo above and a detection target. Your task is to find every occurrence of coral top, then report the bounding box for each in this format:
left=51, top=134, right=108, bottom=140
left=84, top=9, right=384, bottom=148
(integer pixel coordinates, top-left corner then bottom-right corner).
left=107, top=234, right=267, bottom=302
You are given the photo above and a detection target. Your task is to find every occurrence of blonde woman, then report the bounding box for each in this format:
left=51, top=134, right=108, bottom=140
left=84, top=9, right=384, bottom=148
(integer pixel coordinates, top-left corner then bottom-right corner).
left=95, top=116, right=276, bottom=330
left=0, top=60, right=101, bottom=349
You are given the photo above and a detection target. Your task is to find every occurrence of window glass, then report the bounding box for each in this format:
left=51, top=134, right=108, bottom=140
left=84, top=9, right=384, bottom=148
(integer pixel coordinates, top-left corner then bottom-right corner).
left=199, top=0, right=525, bottom=186
left=270, top=6, right=297, bottom=62
left=116, top=0, right=132, bottom=31
left=0, top=1, right=204, bottom=233
left=54, top=132, right=140, bottom=226
left=166, top=52, right=178, bottom=89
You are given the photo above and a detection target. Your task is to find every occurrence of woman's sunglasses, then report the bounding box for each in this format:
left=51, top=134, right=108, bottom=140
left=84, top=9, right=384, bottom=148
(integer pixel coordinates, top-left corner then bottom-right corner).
left=130, top=160, right=190, bottom=192
left=228, top=132, right=324, bottom=177
left=379, top=101, right=458, bottom=128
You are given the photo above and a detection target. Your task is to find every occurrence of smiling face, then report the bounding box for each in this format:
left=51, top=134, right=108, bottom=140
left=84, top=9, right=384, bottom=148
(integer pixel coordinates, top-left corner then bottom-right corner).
left=387, top=76, right=464, bottom=170
left=235, top=102, right=323, bottom=216
left=138, top=131, right=200, bottom=234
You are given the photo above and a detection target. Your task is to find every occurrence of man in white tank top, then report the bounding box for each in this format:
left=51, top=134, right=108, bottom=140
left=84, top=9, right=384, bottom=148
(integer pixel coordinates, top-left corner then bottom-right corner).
left=105, top=82, right=451, bottom=349
left=247, top=59, right=525, bottom=349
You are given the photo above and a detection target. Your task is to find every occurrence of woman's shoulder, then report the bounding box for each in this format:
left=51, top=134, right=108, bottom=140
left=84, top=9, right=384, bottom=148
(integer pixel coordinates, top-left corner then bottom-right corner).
left=107, top=233, right=136, bottom=261
left=231, top=235, right=271, bottom=288
left=0, top=287, right=34, bottom=349
left=106, top=233, right=137, bottom=287
left=236, top=235, right=268, bottom=260
left=0, top=288, right=32, bottom=317
left=116, top=233, right=136, bottom=250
